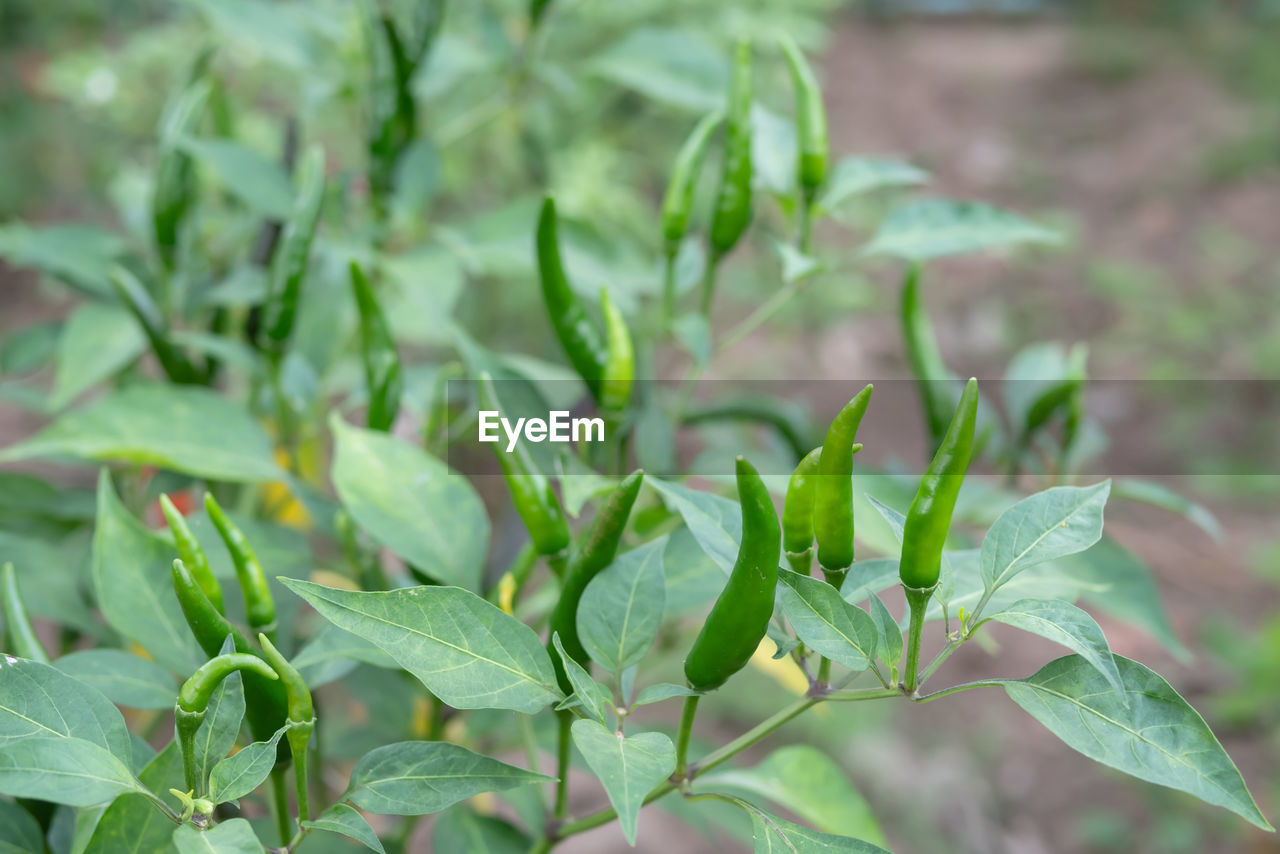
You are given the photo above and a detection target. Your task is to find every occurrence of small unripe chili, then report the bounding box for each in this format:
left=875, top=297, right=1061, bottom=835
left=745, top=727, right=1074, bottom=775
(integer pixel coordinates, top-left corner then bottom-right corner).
left=709, top=40, right=754, bottom=257
left=160, top=494, right=223, bottom=615
left=109, top=266, right=202, bottom=385
left=781, top=447, right=822, bottom=575
left=349, top=261, right=403, bottom=432
left=779, top=35, right=828, bottom=197
left=203, top=494, right=277, bottom=643
left=814, top=384, right=873, bottom=584
left=175, top=653, right=279, bottom=793
left=536, top=198, right=608, bottom=401
left=599, top=288, right=634, bottom=415
left=259, top=634, right=315, bottom=822
left=661, top=111, right=724, bottom=254
left=901, top=265, right=951, bottom=450
left=153, top=79, right=208, bottom=271
left=263, top=145, right=326, bottom=347
left=1, top=563, right=48, bottom=664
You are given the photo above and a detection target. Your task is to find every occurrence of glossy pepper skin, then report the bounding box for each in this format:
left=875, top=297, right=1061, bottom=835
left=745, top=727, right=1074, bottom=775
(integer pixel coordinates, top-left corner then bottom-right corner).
left=779, top=35, right=828, bottom=197
left=477, top=373, right=571, bottom=557
left=547, top=470, right=644, bottom=691
left=814, top=385, right=874, bottom=583
left=259, top=634, right=315, bottom=822
left=203, top=493, right=277, bottom=642
left=709, top=40, right=754, bottom=256
left=684, top=457, right=780, bottom=692
left=109, top=266, right=203, bottom=385
left=349, top=262, right=403, bottom=432
left=781, top=447, right=823, bottom=575
left=2, top=563, right=48, bottom=663
left=901, top=265, right=952, bottom=451
left=536, top=198, right=608, bottom=400
left=598, top=288, right=634, bottom=415
left=900, top=377, right=978, bottom=592
left=262, top=145, right=326, bottom=347
left=159, top=494, right=223, bottom=614
left=661, top=111, right=724, bottom=254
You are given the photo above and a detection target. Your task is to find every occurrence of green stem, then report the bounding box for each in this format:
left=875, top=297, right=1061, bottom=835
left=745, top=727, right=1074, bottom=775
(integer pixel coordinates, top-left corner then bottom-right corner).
left=716, top=279, right=801, bottom=353
left=798, top=193, right=814, bottom=255
left=902, top=585, right=933, bottom=695
left=912, top=679, right=1008, bottom=704
left=270, top=767, right=291, bottom=847
left=674, top=695, right=700, bottom=781
left=824, top=686, right=905, bottom=702
left=662, top=249, right=678, bottom=331
left=519, top=713, right=549, bottom=814
left=918, top=637, right=963, bottom=686
left=287, top=722, right=313, bottom=825
left=268, top=354, right=299, bottom=476
left=816, top=657, right=832, bottom=688
left=175, top=708, right=203, bottom=795
left=699, top=250, right=721, bottom=320
left=554, top=710, right=572, bottom=820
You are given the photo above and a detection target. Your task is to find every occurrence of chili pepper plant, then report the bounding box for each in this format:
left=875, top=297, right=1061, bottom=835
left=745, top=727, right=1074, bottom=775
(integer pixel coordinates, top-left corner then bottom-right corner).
left=0, top=5, right=1273, bottom=854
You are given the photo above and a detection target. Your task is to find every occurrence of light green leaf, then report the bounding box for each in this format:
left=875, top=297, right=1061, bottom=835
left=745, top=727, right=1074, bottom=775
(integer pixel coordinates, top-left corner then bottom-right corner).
left=631, top=683, right=699, bottom=708
left=649, top=478, right=741, bottom=574
left=293, top=624, right=399, bottom=689
left=578, top=539, right=666, bottom=673
left=862, top=199, right=1061, bottom=262
left=179, top=137, right=293, bottom=218
left=172, top=817, right=265, bottom=853
left=82, top=741, right=184, bottom=854
left=0, top=386, right=282, bottom=482
left=49, top=303, right=146, bottom=409
left=985, top=599, right=1123, bottom=699
left=0, top=657, right=133, bottom=759
left=346, top=741, right=551, bottom=816
left=818, top=157, right=929, bottom=211
left=699, top=745, right=885, bottom=846
left=865, top=593, right=902, bottom=676
left=282, top=580, right=560, bottom=713
left=981, top=482, right=1110, bottom=595
left=751, top=812, right=891, bottom=853
left=570, top=720, right=675, bottom=845
left=778, top=570, right=875, bottom=671
left=662, top=528, right=724, bottom=613
left=54, top=650, right=177, bottom=711
left=0, top=736, right=141, bottom=807
left=91, top=471, right=202, bottom=673
left=1002, top=655, right=1272, bottom=831
left=1111, top=479, right=1223, bottom=541
left=431, top=805, right=529, bottom=854
left=209, top=725, right=288, bottom=804
left=0, top=798, right=42, bottom=854
left=330, top=415, right=488, bottom=591
left=589, top=28, right=726, bottom=111
left=0, top=221, right=125, bottom=296
left=303, top=802, right=386, bottom=853
left=551, top=635, right=610, bottom=725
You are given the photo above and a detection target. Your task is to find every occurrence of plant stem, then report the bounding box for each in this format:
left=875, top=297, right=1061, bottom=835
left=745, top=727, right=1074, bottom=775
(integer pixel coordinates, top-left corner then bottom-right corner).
left=918, top=637, right=963, bottom=686
left=798, top=194, right=814, bottom=255
left=662, top=249, right=678, bottom=331
left=554, top=710, right=572, bottom=820
left=816, top=657, right=832, bottom=688
left=674, top=695, right=700, bottom=781
left=716, top=279, right=800, bottom=353
left=699, top=250, right=721, bottom=320
left=270, top=767, right=291, bottom=847
left=824, top=686, right=905, bottom=702
left=519, top=713, right=549, bottom=814
left=902, top=585, right=932, bottom=695
left=912, top=679, right=1008, bottom=704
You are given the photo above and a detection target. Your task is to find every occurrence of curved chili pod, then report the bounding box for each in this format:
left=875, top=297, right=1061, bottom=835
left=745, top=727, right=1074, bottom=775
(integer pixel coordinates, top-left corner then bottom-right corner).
left=814, top=384, right=873, bottom=583
left=263, top=145, right=326, bottom=347
left=709, top=40, right=754, bottom=257
left=160, top=494, right=224, bottom=615
left=661, top=111, right=724, bottom=253
left=781, top=447, right=822, bottom=575
left=684, top=457, right=780, bottom=692
left=536, top=198, right=607, bottom=400
left=901, top=265, right=952, bottom=451
left=350, top=262, right=403, bottom=432
left=2, top=563, right=48, bottom=664
left=175, top=652, right=279, bottom=792
left=477, top=373, right=571, bottom=557
left=779, top=35, right=828, bottom=196
left=203, top=494, right=276, bottom=642
left=547, top=470, right=644, bottom=690
left=599, top=288, right=634, bottom=415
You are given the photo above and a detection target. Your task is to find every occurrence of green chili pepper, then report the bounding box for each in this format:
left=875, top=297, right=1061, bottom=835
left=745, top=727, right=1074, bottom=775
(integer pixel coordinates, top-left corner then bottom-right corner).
left=662, top=111, right=725, bottom=254
left=710, top=40, right=754, bottom=257
left=781, top=447, right=823, bottom=575
left=108, top=266, right=202, bottom=384
left=350, top=262, right=403, bottom=432
left=477, top=373, right=571, bottom=558
left=262, top=145, right=326, bottom=348
left=814, top=385, right=874, bottom=584
left=259, top=634, right=315, bottom=822
left=152, top=78, right=209, bottom=270
left=2, top=563, right=48, bottom=664
left=901, top=265, right=952, bottom=451
left=536, top=198, right=608, bottom=401
left=779, top=35, right=828, bottom=198
left=529, top=0, right=552, bottom=31
left=547, top=470, right=644, bottom=690
left=684, top=456, right=780, bottom=692
left=171, top=560, right=290, bottom=755
left=899, top=377, right=978, bottom=594
left=159, top=494, right=223, bottom=615
left=203, top=494, right=277, bottom=642
left=599, top=288, right=634, bottom=415
left=175, top=652, right=279, bottom=792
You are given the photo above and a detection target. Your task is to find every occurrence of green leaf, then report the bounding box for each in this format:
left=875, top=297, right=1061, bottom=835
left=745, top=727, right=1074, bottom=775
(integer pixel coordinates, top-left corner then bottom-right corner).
left=330, top=415, right=488, bottom=591
left=346, top=741, right=551, bottom=816
left=1111, top=479, right=1223, bottom=541
left=431, top=805, right=529, bottom=854
left=862, top=199, right=1061, bottom=262
left=649, top=478, right=742, bottom=574
left=50, top=303, right=145, bottom=409
left=751, top=812, right=891, bottom=853
left=192, top=638, right=246, bottom=789
left=589, top=28, right=726, bottom=111
left=865, top=593, right=902, bottom=677
left=570, top=719, right=676, bottom=845
left=282, top=579, right=561, bottom=713
left=985, top=599, right=1124, bottom=699
left=54, top=650, right=177, bottom=711
left=551, top=635, right=610, bottom=725
left=0, top=736, right=141, bottom=807
left=0, top=322, right=58, bottom=376
left=82, top=741, right=184, bottom=854
left=0, top=657, right=133, bottom=760
left=1002, top=655, right=1272, bottom=831
left=172, top=817, right=265, bottom=853
left=179, top=137, right=294, bottom=218
left=778, top=570, right=876, bottom=672
left=209, top=725, right=288, bottom=804
left=0, top=794, right=43, bottom=853
left=980, top=482, right=1110, bottom=595
left=662, top=528, right=724, bottom=613
left=303, top=802, right=386, bottom=853
left=578, top=539, right=666, bottom=674
left=699, top=745, right=885, bottom=846
left=293, top=624, right=400, bottom=689
left=0, top=386, right=282, bottom=483
left=817, top=157, right=930, bottom=212
left=0, top=221, right=125, bottom=296
left=91, top=471, right=202, bottom=673
left=631, top=683, right=699, bottom=708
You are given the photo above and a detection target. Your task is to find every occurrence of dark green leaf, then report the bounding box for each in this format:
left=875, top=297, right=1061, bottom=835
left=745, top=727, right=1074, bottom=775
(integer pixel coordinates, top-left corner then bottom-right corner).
left=778, top=570, right=875, bottom=671
left=0, top=657, right=133, bottom=760
left=570, top=720, right=675, bottom=845
left=0, top=736, right=141, bottom=807
left=431, top=805, right=528, bottom=854
left=578, top=539, right=665, bottom=673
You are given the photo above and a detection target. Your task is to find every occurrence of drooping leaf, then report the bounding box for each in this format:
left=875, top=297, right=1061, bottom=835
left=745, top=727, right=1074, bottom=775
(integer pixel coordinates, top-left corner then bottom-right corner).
left=778, top=570, right=876, bottom=672
left=980, top=482, right=1110, bottom=596
left=984, top=598, right=1125, bottom=700
left=570, top=720, right=676, bottom=845
left=282, top=580, right=561, bottom=713
left=330, top=415, right=488, bottom=591
left=345, top=741, right=551, bottom=816
left=0, top=657, right=133, bottom=760
left=0, top=736, right=141, bottom=807
left=303, top=802, right=386, bottom=853
left=578, top=539, right=666, bottom=673
left=54, top=650, right=177, bottom=711
left=172, top=817, right=265, bottom=853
